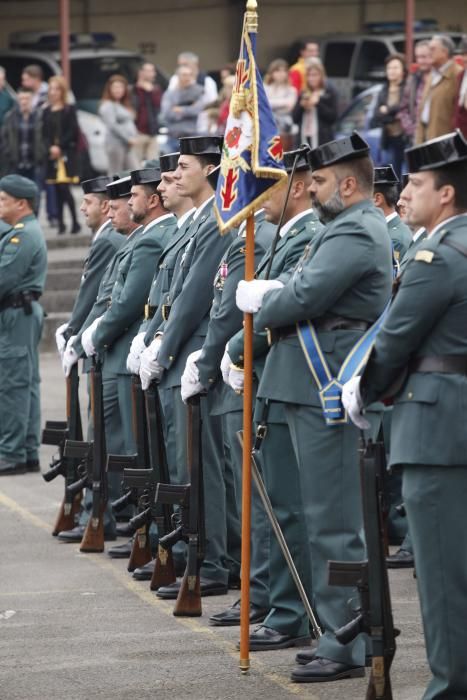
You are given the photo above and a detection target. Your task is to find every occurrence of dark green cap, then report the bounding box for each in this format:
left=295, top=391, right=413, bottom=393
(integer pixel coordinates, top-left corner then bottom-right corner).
left=0, top=174, right=39, bottom=200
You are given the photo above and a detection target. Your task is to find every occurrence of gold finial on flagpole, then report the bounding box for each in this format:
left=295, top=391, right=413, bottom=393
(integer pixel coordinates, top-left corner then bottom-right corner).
left=245, top=0, right=258, bottom=33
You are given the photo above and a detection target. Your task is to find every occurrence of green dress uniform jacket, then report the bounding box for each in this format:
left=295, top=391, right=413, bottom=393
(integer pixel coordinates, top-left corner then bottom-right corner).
left=361, top=214, right=467, bottom=700
left=157, top=199, right=236, bottom=388
left=66, top=221, right=125, bottom=339
left=0, top=214, right=47, bottom=463
left=92, top=215, right=176, bottom=375
left=387, top=212, right=412, bottom=263
left=140, top=210, right=195, bottom=337
left=254, top=200, right=392, bottom=665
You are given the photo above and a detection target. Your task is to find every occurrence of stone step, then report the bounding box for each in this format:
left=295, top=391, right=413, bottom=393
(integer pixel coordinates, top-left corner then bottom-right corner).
left=46, top=232, right=90, bottom=250
left=47, top=257, right=84, bottom=271
left=45, top=268, right=83, bottom=292
left=42, top=289, right=76, bottom=313
left=41, top=311, right=69, bottom=352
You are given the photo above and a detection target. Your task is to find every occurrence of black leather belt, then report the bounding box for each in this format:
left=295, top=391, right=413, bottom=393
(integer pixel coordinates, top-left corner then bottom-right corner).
left=0, top=290, right=41, bottom=314
left=409, top=355, right=467, bottom=375
left=267, top=317, right=370, bottom=344
left=144, top=303, right=157, bottom=320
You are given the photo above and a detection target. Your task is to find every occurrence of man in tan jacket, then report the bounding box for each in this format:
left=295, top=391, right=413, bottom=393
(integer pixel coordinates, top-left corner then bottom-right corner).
left=415, top=34, right=462, bottom=144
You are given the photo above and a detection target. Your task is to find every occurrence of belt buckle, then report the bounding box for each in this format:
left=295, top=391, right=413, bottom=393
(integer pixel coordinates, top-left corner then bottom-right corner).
left=162, top=304, right=170, bottom=321
left=318, top=379, right=348, bottom=426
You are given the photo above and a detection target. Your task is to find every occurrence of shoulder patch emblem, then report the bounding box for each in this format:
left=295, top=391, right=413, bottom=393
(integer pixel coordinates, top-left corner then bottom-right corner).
left=415, top=250, right=434, bottom=264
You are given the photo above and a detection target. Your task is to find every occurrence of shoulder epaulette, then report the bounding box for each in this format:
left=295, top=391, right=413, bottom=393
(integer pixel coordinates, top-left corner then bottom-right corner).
left=14, top=223, right=24, bottom=230
left=414, top=250, right=434, bottom=264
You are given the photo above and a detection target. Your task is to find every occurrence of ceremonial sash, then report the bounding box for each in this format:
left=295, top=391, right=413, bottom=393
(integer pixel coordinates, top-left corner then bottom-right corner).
left=296, top=304, right=390, bottom=426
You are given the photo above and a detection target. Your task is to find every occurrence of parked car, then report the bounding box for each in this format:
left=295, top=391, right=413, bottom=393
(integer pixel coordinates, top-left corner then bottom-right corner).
left=0, top=32, right=168, bottom=173
left=334, top=84, right=384, bottom=164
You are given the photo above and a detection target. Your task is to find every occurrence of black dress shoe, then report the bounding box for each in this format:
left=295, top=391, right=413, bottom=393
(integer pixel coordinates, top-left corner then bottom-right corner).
left=386, top=547, right=414, bottom=568
left=156, top=577, right=228, bottom=599
left=240, top=625, right=311, bottom=652
left=57, top=524, right=117, bottom=543
left=57, top=525, right=85, bottom=542
left=71, top=222, right=81, bottom=234
left=26, top=459, right=41, bottom=473
left=0, top=459, right=26, bottom=475
left=228, top=572, right=241, bottom=589
left=58, top=222, right=66, bottom=234
left=296, top=648, right=372, bottom=667
left=116, top=521, right=135, bottom=537
left=209, top=599, right=269, bottom=627
left=107, top=538, right=133, bottom=558
left=291, top=657, right=365, bottom=683
left=133, top=559, right=155, bottom=580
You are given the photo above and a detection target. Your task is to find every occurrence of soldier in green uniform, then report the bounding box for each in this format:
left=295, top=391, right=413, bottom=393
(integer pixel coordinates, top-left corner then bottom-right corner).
left=59, top=175, right=143, bottom=540
left=79, top=167, right=176, bottom=555
left=238, top=133, right=392, bottom=682
left=373, top=165, right=412, bottom=264
left=180, top=164, right=276, bottom=619
left=55, top=176, right=125, bottom=357
left=215, top=148, right=323, bottom=642
left=0, top=175, right=47, bottom=474
left=343, top=130, right=467, bottom=700
left=139, top=136, right=236, bottom=597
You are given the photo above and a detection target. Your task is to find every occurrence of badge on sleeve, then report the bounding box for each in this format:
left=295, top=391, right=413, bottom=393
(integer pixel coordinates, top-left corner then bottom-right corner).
left=415, top=250, right=434, bottom=264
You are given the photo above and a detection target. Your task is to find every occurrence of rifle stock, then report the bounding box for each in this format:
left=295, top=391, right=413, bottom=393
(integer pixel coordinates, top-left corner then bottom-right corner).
left=173, top=395, right=204, bottom=617
left=42, top=365, right=84, bottom=535
left=80, top=359, right=106, bottom=553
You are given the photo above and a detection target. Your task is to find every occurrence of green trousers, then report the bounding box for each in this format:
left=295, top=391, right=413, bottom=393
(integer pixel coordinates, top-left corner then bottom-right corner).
left=0, top=303, right=43, bottom=464
left=222, top=410, right=268, bottom=608
left=403, top=465, right=467, bottom=700
left=285, top=403, right=366, bottom=666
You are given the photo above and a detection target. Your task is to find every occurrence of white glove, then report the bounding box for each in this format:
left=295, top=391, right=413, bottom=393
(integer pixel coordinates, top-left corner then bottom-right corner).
left=236, top=279, right=284, bottom=313
left=180, top=350, right=204, bottom=402
left=341, top=376, right=370, bottom=430
left=139, top=337, right=164, bottom=390
left=228, top=365, right=245, bottom=393
left=81, top=316, right=102, bottom=357
left=221, top=346, right=232, bottom=384
left=126, top=332, right=147, bottom=374
left=62, top=335, right=79, bottom=377
left=55, top=322, right=69, bottom=357
left=183, top=349, right=202, bottom=384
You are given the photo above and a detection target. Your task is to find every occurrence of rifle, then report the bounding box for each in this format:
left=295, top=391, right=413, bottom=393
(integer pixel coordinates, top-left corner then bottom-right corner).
left=79, top=357, right=107, bottom=553
left=42, top=364, right=83, bottom=535
left=328, top=438, right=397, bottom=700
left=155, top=394, right=204, bottom=616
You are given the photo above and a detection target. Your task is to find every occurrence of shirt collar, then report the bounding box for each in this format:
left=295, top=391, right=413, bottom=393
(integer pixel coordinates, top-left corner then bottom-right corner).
left=428, top=214, right=467, bottom=238
left=385, top=211, right=398, bottom=224
left=177, top=207, right=196, bottom=229
left=279, top=208, right=314, bottom=238
left=143, top=213, right=175, bottom=233
left=192, top=195, right=214, bottom=221
left=413, top=227, right=426, bottom=242
left=93, top=219, right=111, bottom=241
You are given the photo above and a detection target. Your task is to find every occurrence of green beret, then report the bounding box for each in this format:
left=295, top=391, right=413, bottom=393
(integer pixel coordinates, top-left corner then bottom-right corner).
left=0, top=174, right=39, bottom=200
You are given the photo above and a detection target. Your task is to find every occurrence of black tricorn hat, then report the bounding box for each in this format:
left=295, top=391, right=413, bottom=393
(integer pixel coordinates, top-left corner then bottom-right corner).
left=207, top=165, right=221, bottom=190
left=374, top=165, right=399, bottom=185
left=81, top=175, right=113, bottom=195
left=160, top=152, right=180, bottom=174
left=283, top=144, right=312, bottom=173
left=130, top=168, right=162, bottom=186
left=400, top=173, right=409, bottom=189
left=179, top=135, right=223, bottom=156
left=106, top=175, right=132, bottom=199
left=405, top=130, right=467, bottom=172
left=308, top=131, right=370, bottom=170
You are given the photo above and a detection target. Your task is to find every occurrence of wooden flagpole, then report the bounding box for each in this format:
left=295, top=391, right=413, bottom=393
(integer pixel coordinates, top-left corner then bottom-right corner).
left=239, top=212, right=255, bottom=673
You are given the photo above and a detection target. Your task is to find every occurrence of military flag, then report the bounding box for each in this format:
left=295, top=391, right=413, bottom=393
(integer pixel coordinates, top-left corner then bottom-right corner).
left=214, top=0, right=287, bottom=234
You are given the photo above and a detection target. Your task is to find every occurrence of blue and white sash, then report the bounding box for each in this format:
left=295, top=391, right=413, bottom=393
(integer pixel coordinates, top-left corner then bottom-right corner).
left=296, top=304, right=390, bottom=426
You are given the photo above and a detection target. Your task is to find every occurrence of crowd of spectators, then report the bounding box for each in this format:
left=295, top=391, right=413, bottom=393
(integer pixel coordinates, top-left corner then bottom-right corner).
left=1, top=36, right=467, bottom=232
